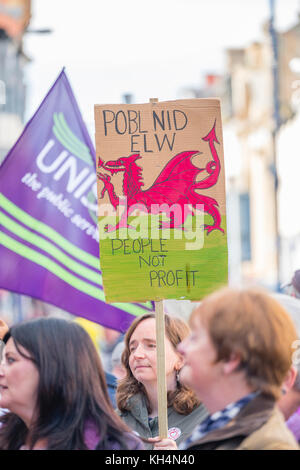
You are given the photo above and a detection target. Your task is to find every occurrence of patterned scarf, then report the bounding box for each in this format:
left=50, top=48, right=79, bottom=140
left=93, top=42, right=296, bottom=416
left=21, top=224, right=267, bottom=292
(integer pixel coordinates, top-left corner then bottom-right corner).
left=180, top=392, right=259, bottom=449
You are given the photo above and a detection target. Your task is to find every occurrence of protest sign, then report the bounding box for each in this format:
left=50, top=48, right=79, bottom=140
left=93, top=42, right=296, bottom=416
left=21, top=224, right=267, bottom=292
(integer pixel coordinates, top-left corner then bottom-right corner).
left=95, top=97, right=228, bottom=437
left=95, top=98, right=227, bottom=303
left=0, top=69, right=153, bottom=331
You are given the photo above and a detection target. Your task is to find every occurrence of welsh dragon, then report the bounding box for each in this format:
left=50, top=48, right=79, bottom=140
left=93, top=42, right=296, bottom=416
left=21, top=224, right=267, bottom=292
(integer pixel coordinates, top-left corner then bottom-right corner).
left=97, top=121, right=224, bottom=234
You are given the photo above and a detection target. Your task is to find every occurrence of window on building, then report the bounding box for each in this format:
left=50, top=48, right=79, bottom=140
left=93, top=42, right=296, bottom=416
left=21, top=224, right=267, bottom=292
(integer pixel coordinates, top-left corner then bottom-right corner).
left=0, top=80, right=6, bottom=106
left=239, top=192, right=251, bottom=261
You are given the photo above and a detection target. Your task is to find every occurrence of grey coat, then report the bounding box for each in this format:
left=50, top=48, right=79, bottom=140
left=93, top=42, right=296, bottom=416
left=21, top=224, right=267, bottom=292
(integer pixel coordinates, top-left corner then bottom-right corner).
left=117, top=392, right=208, bottom=450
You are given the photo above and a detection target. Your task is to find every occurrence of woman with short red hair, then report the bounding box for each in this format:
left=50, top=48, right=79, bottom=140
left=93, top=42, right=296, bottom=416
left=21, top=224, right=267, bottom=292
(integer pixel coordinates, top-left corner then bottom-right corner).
left=154, top=288, right=300, bottom=450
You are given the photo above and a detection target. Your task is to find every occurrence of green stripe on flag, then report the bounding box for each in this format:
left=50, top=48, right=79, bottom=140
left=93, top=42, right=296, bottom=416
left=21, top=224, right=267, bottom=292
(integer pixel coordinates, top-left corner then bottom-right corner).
left=52, top=122, right=88, bottom=165
left=0, top=231, right=150, bottom=317
left=0, top=193, right=99, bottom=270
left=0, top=231, right=105, bottom=301
left=53, top=113, right=92, bottom=165
left=57, top=113, right=92, bottom=160
left=0, top=193, right=152, bottom=317
left=0, top=211, right=102, bottom=286
left=112, top=302, right=153, bottom=317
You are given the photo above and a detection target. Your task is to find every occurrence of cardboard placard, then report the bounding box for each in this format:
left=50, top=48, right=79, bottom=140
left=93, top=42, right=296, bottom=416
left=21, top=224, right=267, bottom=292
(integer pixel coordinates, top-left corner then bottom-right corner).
left=94, top=99, right=227, bottom=303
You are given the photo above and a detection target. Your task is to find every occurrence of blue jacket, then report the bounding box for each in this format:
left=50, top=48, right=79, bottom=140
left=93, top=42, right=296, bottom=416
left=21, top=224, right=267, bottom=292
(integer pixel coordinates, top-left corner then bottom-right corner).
left=105, top=371, right=117, bottom=408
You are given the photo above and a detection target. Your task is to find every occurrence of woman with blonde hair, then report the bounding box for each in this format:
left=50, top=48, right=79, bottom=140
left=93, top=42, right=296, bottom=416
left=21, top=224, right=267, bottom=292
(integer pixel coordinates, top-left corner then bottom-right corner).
left=116, top=312, right=208, bottom=449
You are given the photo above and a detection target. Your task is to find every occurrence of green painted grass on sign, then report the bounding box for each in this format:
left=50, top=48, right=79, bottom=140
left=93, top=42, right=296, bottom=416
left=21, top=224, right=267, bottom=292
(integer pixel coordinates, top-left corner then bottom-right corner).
left=98, top=214, right=228, bottom=303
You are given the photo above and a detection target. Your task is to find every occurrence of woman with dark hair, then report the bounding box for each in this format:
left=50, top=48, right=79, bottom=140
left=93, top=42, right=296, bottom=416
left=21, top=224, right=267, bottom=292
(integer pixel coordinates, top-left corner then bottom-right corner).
left=0, top=317, right=143, bottom=450
left=116, top=313, right=208, bottom=449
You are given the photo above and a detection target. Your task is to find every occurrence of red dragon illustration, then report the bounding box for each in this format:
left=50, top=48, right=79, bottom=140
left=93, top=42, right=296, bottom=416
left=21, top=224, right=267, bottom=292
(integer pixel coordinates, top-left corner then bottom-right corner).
left=97, top=121, right=224, bottom=234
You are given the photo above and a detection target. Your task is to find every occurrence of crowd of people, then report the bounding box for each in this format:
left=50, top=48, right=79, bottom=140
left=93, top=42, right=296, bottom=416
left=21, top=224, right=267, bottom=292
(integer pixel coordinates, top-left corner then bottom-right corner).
left=0, top=285, right=299, bottom=450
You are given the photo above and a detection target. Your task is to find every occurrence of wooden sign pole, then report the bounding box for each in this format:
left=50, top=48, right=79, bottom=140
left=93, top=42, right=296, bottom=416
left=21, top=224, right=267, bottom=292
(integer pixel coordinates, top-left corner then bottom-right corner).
left=155, top=299, right=168, bottom=438
left=150, top=97, right=168, bottom=439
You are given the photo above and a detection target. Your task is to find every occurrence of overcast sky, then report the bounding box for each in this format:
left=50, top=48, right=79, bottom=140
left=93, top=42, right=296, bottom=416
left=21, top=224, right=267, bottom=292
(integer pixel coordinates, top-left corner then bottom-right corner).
left=24, top=0, right=300, bottom=135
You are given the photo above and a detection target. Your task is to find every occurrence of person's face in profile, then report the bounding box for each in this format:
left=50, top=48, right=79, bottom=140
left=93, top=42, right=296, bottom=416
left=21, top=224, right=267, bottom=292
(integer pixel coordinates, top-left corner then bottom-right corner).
left=177, top=315, right=221, bottom=398
left=0, top=338, right=39, bottom=424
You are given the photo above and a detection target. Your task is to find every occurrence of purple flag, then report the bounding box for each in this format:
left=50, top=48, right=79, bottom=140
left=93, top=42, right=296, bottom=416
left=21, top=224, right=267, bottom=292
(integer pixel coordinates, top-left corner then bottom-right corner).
left=0, top=69, right=153, bottom=332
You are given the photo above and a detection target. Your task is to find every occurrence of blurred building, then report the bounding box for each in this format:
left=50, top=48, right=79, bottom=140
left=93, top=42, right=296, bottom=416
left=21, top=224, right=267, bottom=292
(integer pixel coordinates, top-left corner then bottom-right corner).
left=0, top=0, right=31, bottom=162
left=277, top=16, right=300, bottom=280
left=225, top=37, right=277, bottom=289
left=0, top=0, right=35, bottom=324
left=225, top=17, right=300, bottom=289
left=184, top=15, right=300, bottom=291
